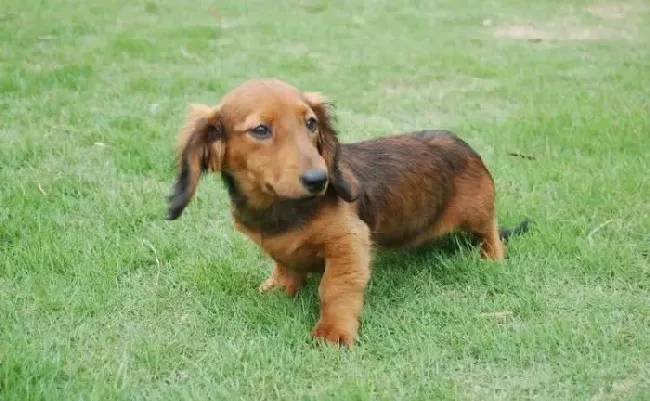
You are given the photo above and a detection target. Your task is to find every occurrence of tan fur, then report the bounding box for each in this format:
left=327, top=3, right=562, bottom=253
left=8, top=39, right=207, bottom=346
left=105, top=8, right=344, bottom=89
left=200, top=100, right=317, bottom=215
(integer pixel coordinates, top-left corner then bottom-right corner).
left=168, top=78, right=510, bottom=347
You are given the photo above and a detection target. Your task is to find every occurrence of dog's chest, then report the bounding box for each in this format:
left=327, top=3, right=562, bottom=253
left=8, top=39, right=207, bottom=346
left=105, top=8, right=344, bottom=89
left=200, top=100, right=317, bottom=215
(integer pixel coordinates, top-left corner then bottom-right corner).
left=235, top=220, right=325, bottom=271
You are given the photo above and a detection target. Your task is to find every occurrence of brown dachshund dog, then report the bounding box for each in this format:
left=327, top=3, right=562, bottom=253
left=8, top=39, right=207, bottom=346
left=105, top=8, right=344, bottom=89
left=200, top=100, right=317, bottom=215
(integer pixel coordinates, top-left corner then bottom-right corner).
left=167, top=78, right=529, bottom=347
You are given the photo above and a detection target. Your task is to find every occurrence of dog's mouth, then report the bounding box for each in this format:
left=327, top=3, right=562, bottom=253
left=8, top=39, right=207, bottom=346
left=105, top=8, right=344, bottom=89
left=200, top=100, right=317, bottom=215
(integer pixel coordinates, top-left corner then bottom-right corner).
left=264, top=182, right=276, bottom=195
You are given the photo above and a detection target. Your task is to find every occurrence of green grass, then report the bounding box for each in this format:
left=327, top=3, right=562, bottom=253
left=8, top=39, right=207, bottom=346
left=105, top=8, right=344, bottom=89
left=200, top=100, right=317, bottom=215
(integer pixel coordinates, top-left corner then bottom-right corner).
left=1, top=0, right=649, bottom=399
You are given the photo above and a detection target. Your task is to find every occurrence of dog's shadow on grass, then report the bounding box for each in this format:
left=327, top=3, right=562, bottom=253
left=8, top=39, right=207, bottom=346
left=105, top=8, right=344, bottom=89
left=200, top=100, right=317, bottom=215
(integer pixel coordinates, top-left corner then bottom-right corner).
left=368, top=234, right=482, bottom=301
left=298, top=233, right=482, bottom=308
left=230, top=233, right=488, bottom=345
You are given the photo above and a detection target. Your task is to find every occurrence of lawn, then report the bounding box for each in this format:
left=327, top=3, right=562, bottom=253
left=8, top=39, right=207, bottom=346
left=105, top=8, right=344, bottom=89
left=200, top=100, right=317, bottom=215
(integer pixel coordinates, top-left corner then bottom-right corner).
left=1, top=0, right=649, bottom=400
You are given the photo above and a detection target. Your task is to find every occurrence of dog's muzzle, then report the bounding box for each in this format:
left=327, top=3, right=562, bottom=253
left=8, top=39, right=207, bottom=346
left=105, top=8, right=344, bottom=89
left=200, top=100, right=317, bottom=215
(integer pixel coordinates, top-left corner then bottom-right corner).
left=299, top=169, right=328, bottom=194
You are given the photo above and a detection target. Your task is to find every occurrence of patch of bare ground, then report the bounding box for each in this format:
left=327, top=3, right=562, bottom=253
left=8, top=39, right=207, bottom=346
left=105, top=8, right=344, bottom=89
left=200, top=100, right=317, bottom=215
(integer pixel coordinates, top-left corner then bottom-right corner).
left=587, top=2, right=647, bottom=20
left=591, top=377, right=638, bottom=400
left=377, top=75, right=516, bottom=127
left=493, top=3, right=647, bottom=41
left=494, top=21, right=632, bottom=41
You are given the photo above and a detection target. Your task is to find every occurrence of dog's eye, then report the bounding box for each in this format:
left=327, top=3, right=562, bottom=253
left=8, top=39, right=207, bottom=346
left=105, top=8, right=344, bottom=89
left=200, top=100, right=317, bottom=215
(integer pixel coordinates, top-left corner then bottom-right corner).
left=248, top=124, right=272, bottom=139
left=306, top=117, right=318, bottom=132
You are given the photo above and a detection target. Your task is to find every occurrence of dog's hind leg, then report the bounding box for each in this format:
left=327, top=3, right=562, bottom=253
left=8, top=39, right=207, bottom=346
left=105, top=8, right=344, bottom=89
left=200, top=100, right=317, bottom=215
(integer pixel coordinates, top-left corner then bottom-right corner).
left=474, top=218, right=505, bottom=260
left=433, top=157, right=505, bottom=260
left=433, top=204, right=505, bottom=260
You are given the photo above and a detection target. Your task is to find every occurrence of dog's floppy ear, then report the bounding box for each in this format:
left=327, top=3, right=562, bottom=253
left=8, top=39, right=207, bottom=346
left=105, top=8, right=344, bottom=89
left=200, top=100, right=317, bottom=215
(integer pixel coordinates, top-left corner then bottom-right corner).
left=304, top=91, right=359, bottom=202
left=167, top=104, right=225, bottom=220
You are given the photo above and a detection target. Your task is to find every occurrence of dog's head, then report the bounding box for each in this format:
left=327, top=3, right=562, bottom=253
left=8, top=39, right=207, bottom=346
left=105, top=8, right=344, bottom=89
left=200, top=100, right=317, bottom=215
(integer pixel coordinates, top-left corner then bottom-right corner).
left=167, top=78, right=358, bottom=219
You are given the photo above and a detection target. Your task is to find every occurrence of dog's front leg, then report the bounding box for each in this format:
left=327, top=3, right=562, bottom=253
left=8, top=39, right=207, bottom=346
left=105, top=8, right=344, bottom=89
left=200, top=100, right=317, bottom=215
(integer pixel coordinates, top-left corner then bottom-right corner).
left=311, top=227, right=371, bottom=347
left=259, top=262, right=305, bottom=297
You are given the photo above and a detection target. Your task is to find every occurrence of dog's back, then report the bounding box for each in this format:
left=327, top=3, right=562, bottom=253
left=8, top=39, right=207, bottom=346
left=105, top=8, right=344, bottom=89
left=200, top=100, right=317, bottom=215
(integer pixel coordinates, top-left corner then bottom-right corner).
left=340, top=130, right=493, bottom=248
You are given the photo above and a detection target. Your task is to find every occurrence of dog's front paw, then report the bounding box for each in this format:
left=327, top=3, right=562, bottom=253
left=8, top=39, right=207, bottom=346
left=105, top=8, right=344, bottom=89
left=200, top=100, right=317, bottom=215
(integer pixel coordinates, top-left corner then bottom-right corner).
left=311, top=318, right=358, bottom=348
left=258, top=276, right=302, bottom=297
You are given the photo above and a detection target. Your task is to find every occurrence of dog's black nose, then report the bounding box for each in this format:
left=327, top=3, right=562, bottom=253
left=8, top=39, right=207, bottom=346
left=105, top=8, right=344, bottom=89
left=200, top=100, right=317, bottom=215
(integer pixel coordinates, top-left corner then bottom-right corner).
left=300, top=169, right=328, bottom=193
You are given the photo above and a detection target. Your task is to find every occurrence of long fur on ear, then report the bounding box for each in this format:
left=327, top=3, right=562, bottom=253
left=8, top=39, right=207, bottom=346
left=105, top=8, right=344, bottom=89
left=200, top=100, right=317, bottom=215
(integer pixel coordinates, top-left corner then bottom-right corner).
left=303, top=92, right=359, bottom=202
left=167, top=104, right=224, bottom=220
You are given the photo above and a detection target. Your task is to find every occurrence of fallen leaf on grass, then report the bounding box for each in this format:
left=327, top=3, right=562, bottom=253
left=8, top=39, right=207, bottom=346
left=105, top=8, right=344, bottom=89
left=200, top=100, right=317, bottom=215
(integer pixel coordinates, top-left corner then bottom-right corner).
left=477, top=311, right=514, bottom=322
left=587, top=219, right=613, bottom=244
left=507, top=152, right=536, bottom=160
left=208, top=6, right=220, bottom=19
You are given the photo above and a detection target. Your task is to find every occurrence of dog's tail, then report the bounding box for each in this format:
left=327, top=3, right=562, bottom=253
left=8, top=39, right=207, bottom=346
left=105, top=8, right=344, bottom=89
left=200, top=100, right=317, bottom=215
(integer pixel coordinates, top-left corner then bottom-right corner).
left=499, top=219, right=531, bottom=243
